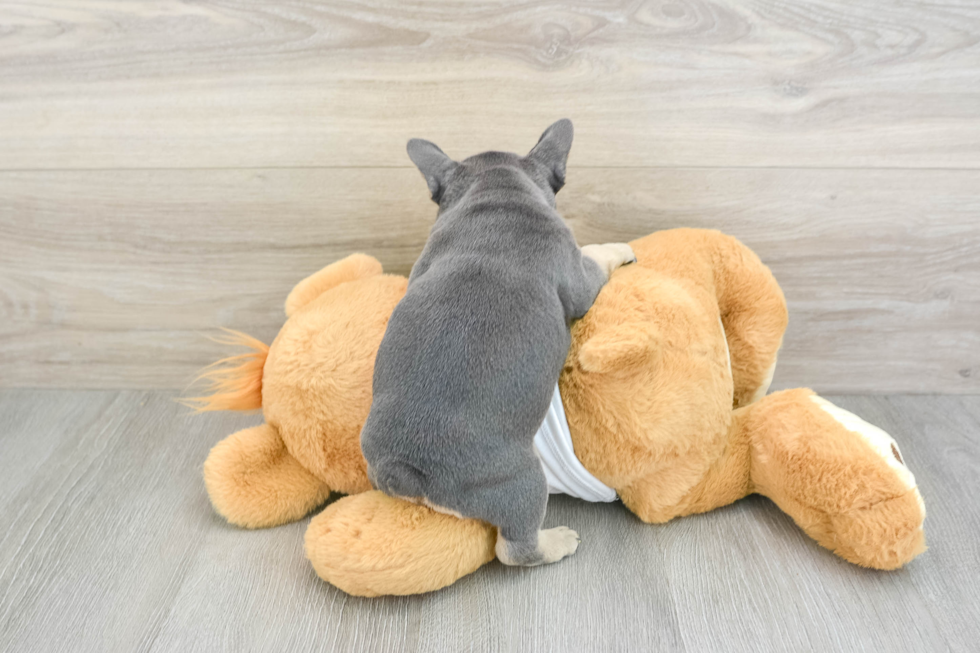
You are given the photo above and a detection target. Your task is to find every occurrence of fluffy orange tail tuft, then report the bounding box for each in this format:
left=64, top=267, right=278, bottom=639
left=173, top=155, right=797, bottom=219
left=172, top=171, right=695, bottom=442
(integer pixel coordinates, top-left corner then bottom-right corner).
left=181, top=329, right=270, bottom=412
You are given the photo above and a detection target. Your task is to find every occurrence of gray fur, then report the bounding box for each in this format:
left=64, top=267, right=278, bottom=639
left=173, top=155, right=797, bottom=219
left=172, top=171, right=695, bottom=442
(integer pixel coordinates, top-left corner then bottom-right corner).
left=360, top=119, right=632, bottom=566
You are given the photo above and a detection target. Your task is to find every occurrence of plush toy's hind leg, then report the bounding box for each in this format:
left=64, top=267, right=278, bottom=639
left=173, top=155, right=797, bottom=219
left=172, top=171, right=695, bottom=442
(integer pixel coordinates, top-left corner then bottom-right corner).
left=707, top=233, right=788, bottom=407
left=204, top=424, right=331, bottom=528
left=305, top=491, right=497, bottom=597
left=628, top=230, right=788, bottom=408
left=742, top=389, right=926, bottom=569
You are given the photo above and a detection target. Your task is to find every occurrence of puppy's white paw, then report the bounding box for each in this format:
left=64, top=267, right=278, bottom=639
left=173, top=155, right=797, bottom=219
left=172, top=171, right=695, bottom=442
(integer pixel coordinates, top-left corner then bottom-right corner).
left=582, top=242, right=637, bottom=278
left=609, top=242, right=637, bottom=266
left=538, top=526, right=580, bottom=564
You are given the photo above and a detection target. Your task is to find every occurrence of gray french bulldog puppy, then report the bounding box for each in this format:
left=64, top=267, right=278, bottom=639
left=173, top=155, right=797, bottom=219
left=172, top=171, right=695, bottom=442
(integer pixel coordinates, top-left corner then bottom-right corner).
left=360, top=119, right=635, bottom=566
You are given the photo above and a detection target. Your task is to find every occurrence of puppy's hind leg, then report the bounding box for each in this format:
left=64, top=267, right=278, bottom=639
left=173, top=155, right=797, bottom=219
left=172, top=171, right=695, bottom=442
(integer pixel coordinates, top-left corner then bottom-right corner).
left=465, top=459, right=580, bottom=567
left=497, top=525, right=581, bottom=566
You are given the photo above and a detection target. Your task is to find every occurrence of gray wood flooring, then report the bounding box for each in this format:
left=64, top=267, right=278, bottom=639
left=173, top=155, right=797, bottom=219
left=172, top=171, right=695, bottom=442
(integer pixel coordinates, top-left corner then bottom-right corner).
left=1, top=390, right=977, bottom=652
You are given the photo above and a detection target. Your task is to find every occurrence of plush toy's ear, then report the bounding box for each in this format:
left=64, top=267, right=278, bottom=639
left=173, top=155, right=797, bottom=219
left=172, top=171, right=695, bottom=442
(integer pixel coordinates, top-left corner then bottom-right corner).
left=285, top=253, right=383, bottom=317
left=407, top=139, right=458, bottom=204
left=577, top=322, right=659, bottom=374
left=526, top=118, right=574, bottom=192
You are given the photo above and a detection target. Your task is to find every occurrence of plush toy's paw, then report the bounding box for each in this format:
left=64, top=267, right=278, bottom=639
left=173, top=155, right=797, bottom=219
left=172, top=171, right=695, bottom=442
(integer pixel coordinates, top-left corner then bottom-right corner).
left=304, top=491, right=496, bottom=597
left=204, top=424, right=331, bottom=529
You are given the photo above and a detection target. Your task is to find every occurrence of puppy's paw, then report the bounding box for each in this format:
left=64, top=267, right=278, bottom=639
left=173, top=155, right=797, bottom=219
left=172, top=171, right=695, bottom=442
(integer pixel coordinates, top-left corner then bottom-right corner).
left=496, top=527, right=581, bottom=566
left=608, top=242, right=637, bottom=266
left=582, top=242, right=637, bottom=278
left=538, top=526, right=580, bottom=564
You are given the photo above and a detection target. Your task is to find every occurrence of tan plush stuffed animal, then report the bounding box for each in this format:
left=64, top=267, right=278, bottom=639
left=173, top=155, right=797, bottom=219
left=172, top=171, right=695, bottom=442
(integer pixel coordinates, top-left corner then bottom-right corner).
left=190, top=228, right=926, bottom=597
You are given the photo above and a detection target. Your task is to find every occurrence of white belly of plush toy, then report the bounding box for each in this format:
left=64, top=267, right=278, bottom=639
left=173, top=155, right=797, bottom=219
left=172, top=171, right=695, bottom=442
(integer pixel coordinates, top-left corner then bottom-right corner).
left=533, top=384, right=618, bottom=502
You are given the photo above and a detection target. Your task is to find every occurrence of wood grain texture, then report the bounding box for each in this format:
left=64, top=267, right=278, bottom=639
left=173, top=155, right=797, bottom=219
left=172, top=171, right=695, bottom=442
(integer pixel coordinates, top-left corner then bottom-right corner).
left=0, top=391, right=978, bottom=652
left=2, top=167, right=978, bottom=392
left=1, top=0, right=979, bottom=169
left=2, top=0, right=978, bottom=392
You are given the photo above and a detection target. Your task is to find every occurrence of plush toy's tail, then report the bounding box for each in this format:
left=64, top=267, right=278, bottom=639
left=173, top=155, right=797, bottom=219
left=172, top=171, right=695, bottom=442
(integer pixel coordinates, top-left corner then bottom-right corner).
left=181, top=329, right=269, bottom=412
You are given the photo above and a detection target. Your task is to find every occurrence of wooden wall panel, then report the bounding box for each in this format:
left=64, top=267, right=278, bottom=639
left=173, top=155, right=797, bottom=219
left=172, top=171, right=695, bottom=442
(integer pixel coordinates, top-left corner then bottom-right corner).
left=1, top=0, right=977, bottom=391
left=2, top=168, right=977, bottom=391
left=0, top=0, right=978, bottom=169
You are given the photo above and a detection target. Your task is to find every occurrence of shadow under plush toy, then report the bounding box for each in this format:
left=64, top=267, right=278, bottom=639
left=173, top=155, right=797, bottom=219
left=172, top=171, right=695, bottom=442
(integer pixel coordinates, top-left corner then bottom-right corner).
left=189, top=228, right=926, bottom=597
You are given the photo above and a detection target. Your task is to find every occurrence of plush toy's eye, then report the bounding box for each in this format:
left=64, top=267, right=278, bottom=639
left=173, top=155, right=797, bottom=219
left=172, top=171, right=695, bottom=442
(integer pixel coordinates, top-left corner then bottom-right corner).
left=890, top=443, right=904, bottom=465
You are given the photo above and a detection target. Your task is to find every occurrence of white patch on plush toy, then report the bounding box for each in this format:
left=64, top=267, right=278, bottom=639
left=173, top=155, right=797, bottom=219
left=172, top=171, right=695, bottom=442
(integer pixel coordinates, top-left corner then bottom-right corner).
left=750, top=358, right=777, bottom=404
left=534, top=384, right=618, bottom=503
left=809, top=395, right=925, bottom=514
left=718, top=316, right=732, bottom=380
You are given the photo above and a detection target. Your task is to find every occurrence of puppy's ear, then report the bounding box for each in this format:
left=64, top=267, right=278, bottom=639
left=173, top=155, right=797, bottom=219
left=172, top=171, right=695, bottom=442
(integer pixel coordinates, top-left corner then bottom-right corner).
left=407, top=139, right=458, bottom=203
left=526, top=118, right=574, bottom=192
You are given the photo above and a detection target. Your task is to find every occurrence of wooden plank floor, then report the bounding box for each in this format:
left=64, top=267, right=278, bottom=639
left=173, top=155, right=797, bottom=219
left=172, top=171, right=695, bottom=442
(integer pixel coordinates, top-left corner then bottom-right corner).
left=2, top=0, right=980, bottom=392
left=1, top=390, right=977, bottom=652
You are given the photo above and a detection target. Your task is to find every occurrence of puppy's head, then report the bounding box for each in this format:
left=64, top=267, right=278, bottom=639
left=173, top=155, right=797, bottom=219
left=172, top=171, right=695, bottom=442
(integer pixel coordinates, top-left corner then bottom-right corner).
left=406, top=119, right=574, bottom=210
